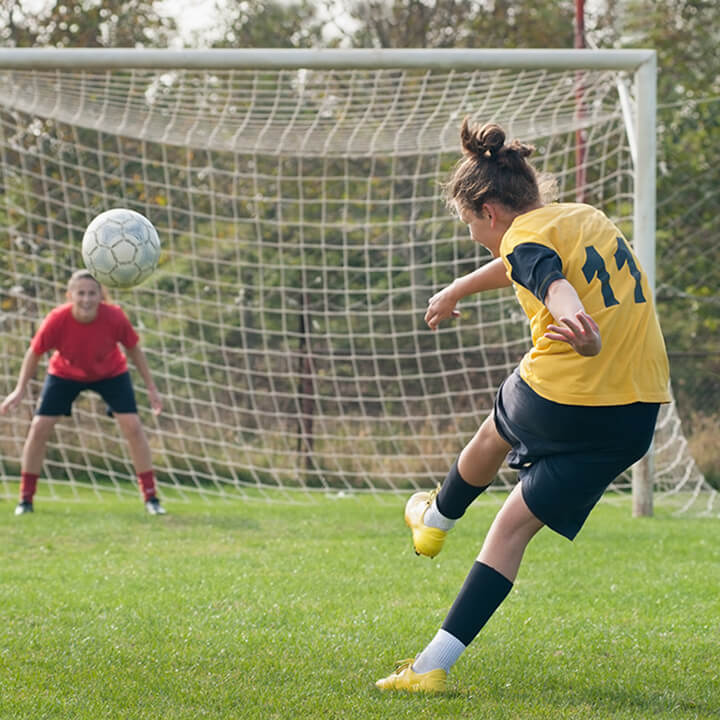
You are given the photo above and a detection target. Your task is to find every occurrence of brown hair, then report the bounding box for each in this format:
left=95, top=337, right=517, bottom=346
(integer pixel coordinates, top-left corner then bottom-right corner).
left=443, top=118, right=556, bottom=215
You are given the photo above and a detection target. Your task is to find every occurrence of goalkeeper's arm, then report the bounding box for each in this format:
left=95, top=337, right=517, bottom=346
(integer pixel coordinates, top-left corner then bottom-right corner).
left=0, top=347, right=42, bottom=414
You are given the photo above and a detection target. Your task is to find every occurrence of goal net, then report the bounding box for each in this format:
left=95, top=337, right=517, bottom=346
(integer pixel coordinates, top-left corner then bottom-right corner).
left=0, top=49, right=713, bottom=511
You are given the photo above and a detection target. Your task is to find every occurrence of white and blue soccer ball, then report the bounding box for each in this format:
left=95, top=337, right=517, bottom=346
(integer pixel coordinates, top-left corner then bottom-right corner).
left=81, top=208, right=161, bottom=288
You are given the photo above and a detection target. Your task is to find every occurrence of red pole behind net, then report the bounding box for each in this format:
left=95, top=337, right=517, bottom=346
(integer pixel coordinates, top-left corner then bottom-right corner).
left=575, top=0, right=587, bottom=202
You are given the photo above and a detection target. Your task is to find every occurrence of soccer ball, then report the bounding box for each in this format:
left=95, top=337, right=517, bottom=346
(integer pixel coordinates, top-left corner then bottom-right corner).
left=81, top=208, right=161, bottom=288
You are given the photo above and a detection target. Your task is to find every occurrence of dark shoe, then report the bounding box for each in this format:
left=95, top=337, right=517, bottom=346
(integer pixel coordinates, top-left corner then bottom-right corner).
left=14, top=500, right=34, bottom=516
left=145, top=497, right=167, bottom=515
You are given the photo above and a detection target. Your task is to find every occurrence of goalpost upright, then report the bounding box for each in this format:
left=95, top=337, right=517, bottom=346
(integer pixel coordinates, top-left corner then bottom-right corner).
left=630, top=52, right=657, bottom=517
left=0, top=48, right=662, bottom=512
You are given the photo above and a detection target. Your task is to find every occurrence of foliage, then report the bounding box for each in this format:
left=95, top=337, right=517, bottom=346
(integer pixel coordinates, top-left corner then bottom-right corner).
left=339, top=0, right=575, bottom=48
left=0, top=0, right=177, bottom=47
left=210, top=0, right=325, bottom=49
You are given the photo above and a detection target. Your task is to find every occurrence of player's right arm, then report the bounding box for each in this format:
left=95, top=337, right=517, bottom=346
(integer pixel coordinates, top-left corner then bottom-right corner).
left=543, top=278, right=602, bottom=357
left=425, top=257, right=511, bottom=330
left=0, top=347, right=42, bottom=414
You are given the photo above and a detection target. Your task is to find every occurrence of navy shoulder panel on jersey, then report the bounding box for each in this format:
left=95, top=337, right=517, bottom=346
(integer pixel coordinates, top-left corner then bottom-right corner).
left=506, top=242, right=565, bottom=302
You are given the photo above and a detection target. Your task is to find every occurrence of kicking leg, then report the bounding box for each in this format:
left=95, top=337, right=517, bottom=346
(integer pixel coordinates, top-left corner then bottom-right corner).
left=407, top=413, right=510, bottom=557
left=439, top=410, right=511, bottom=510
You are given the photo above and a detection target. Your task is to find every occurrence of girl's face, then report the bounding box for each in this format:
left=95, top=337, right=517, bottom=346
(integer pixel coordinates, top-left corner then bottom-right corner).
left=68, top=277, right=102, bottom=323
left=455, top=201, right=516, bottom=257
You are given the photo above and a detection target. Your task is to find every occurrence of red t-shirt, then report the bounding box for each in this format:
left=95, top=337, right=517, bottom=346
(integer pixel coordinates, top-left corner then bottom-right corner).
left=31, top=303, right=139, bottom=382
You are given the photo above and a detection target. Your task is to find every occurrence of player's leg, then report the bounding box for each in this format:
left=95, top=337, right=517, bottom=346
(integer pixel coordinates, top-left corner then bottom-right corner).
left=15, top=374, right=79, bottom=515
left=113, top=412, right=164, bottom=514
left=15, top=414, right=61, bottom=513
left=98, top=372, right=165, bottom=515
left=114, top=412, right=152, bottom=474
left=377, top=485, right=544, bottom=691
left=424, top=400, right=662, bottom=679
left=406, top=412, right=510, bottom=557
left=383, top=399, right=663, bottom=691
left=21, top=414, right=61, bottom=475
left=475, top=482, right=545, bottom=582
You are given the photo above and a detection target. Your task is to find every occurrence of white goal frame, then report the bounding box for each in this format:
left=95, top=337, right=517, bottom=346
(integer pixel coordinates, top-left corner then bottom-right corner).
left=0, top=48, right=658, bottom=513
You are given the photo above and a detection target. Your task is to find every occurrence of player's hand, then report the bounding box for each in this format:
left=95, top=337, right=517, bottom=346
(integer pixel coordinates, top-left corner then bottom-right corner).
left=148, top=387, right=163, bottom=416
left=0, top=389, right=23, bottom=415
left=545, top=311, right=602, bottom=357
left=425, top=284, right=461, bottom=331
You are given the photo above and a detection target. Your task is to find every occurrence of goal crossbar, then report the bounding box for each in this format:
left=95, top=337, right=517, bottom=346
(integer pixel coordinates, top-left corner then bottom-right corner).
left=0, top=47, right=656, bottom=71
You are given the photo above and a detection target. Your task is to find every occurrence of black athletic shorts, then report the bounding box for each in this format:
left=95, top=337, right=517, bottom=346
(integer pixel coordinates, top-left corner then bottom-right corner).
left=493, top=369, right=660, bottom=540
left=36, top=372, right=138, bottom=417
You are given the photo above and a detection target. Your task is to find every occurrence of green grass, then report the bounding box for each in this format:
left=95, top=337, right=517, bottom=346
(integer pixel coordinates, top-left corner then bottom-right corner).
left=1, top=491, right=718, bottom=720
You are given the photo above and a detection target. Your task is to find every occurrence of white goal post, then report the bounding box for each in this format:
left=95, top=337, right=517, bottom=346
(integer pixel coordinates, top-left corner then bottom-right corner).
left=0, top=48, right=710, bottom=512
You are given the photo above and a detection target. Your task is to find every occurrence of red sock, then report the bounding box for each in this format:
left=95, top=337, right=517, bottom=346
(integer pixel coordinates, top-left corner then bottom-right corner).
left=137, top=470, right=157, bottom=501
left=20, top=472, right=39, bottom=502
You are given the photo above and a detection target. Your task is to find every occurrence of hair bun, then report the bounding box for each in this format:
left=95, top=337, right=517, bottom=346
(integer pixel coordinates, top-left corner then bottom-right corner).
left=477, top=124, right=506, bottom=155
left=460, top=118, right=506, bottom=158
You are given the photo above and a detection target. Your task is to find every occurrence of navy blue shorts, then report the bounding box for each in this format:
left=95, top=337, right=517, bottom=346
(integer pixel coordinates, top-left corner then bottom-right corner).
left=493, top=369, right=660, bottom=540
left=36, top=372, right=138, bottom=417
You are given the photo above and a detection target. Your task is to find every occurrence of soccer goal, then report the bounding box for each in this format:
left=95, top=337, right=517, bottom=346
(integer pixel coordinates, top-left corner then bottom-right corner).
left=0, top=48, right=713, bottom=513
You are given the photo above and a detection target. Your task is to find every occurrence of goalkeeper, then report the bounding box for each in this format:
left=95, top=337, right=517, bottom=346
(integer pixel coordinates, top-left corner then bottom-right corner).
left=1, top=270, right=166, bottom=516
left=376, top=120, right=670, bottom=692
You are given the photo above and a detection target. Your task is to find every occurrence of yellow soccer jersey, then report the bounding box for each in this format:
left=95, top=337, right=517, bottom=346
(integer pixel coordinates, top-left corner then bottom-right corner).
left=500, top=203, right=670, bottom=406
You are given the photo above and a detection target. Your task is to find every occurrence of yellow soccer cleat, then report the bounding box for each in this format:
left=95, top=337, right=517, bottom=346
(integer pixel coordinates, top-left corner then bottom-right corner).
left=375, top=659, right=447, bottom=693
left=404, top=488, right=447, bottom=558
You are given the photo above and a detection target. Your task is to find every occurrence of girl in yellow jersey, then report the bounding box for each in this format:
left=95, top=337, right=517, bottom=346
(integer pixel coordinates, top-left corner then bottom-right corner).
left=376, top=120, right=670, bottom=693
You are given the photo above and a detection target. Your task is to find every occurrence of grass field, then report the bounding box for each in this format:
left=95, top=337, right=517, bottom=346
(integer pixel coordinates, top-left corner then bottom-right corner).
left=1, top=489, right=718, bottom=720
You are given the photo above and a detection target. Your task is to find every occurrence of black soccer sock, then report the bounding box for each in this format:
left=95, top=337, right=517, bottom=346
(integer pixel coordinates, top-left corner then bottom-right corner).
left=435, top=460, right=488, bottom=520
left=441, top=561, right=514, bottom=646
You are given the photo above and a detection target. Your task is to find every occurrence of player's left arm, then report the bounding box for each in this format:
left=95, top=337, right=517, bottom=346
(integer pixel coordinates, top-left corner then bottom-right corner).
left=543, top=279, right=602, bottom=357
left=125, top=343, right=162, bottom=415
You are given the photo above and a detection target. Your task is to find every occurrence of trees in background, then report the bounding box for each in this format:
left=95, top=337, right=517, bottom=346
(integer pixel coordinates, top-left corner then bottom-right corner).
left=0, top=0, right=177, bottom=47
left=337, top=0, right=575, bottom=48
left=211, top=0, right=324, bottom=48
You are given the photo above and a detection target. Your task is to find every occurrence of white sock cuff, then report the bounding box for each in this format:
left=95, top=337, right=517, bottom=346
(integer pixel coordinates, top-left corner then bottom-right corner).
left=412, top=628, right=466, bottom=674
left=423, top=498, right=456, bottom=532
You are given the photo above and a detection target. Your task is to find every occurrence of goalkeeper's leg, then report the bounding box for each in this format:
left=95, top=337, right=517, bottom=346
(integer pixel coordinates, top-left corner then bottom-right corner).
left=115, top=412, right=166, bottom=514
left=14, top=414, right=61, bottom=514
left=406, top=413, right=510, bottom=557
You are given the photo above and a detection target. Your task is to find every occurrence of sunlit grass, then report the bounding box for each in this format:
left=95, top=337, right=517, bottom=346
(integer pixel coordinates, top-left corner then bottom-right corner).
left=1, top=491, right=718, bottom=719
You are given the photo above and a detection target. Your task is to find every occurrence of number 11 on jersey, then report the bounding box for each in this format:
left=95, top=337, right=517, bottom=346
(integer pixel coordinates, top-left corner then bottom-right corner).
left=582, top=236, right=646, bottom=308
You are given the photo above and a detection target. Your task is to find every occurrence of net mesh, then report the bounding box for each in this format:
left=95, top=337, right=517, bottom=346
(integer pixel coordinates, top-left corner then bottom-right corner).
left=0, top=62, right=714, bottom=510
